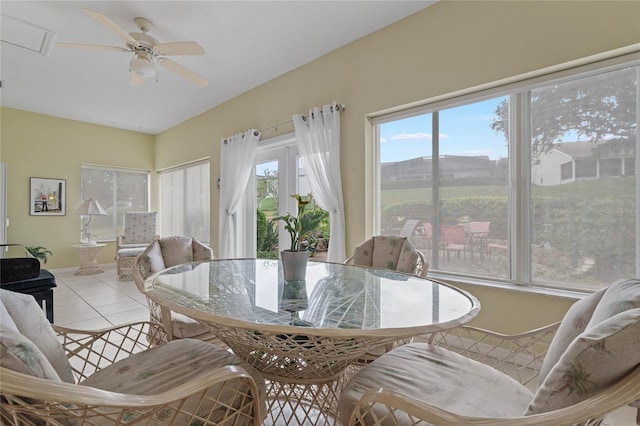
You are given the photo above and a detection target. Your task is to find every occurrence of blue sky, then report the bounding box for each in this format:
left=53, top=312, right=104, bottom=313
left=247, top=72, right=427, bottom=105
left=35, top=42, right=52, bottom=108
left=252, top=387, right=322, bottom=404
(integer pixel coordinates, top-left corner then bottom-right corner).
left=380, top=97, right=510, bottom=163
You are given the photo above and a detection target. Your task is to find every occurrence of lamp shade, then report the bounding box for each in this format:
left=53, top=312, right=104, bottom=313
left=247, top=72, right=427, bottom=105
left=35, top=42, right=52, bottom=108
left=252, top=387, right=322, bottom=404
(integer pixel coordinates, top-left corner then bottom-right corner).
left=74, top=199, right=107, bottom=216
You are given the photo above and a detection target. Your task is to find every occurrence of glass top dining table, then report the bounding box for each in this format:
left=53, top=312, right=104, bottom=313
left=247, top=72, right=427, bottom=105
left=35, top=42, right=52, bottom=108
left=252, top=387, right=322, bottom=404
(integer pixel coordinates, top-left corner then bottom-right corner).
left=146, top=258, right=481, bottom=425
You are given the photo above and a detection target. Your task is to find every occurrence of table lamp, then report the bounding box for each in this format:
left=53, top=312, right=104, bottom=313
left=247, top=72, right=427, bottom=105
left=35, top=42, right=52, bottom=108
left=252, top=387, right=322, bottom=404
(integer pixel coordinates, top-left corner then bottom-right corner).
left=74, top=198, right=107, bottom=245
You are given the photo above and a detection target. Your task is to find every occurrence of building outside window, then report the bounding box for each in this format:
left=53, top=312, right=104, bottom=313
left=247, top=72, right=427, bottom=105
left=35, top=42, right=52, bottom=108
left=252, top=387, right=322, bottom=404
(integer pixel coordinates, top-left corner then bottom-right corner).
left=159, top=161, right=210, bottom=243
left=80, top=165, right=149, bottom=241
left=374, top=59, right=638, bottom=292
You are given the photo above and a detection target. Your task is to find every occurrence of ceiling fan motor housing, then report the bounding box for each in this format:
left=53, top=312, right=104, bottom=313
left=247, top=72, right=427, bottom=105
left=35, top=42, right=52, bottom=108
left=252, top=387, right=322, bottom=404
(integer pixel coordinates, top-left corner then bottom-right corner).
left=127, top=32, right=159, bottom=56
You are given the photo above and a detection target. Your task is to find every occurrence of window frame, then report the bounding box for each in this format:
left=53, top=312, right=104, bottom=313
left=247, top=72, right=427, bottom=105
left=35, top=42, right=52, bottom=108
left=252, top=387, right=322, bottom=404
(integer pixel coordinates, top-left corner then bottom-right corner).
left=251, top=133, right=300, bottom=256
left=370, top=51, right=640, bottom=291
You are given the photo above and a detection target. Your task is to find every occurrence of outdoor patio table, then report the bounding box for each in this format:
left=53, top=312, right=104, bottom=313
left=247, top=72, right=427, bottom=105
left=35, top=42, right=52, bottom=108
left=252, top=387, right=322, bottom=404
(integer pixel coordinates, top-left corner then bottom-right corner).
left=145, top=258, right=480, bottom=425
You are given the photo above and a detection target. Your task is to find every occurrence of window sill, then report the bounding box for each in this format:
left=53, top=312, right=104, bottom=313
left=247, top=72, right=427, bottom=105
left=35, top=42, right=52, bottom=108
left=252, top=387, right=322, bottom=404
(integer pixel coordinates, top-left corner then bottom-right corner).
left=427, top=271, right=590, bottom=301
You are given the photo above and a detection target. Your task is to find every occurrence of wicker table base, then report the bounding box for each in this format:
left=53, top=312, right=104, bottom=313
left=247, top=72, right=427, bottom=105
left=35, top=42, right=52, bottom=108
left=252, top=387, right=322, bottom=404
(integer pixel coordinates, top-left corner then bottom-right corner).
left=264, top=372, right=348, bottom=425
left=199, top=322, right=399, bottom=425
left=71, top=244, right=106, bottom=275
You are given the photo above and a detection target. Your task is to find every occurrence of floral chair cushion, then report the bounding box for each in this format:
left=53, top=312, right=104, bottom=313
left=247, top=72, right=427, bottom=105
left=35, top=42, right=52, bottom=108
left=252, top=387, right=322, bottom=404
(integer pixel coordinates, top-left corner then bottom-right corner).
left=353, top=236, right=420, bottom=275
left=339, top=343, right=533, bottom=424
left=122, top=211, right=158, bottom=245
left=527, top=278, right=640, bottom=415
left=81, top=338, right=266, bottom=425
left=538, top=286, right=606, bottom=384
left=587, top=278, right=640, bottom=326
left=0, top=289, right=75, bottom=383
left=0, top=299, right=61, bottom=380
left=527, top=308, right=640, bottom=415
left=159, top=236, right=195, bottom=267
left=0, top=329, right=61, bottom=381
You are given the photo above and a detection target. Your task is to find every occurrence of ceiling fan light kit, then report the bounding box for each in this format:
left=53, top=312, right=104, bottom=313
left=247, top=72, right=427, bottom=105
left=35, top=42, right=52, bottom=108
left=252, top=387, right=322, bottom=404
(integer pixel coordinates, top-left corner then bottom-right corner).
left=130, top=51, right=156, bottom=79
left=56, top=9, right=207, bottom=87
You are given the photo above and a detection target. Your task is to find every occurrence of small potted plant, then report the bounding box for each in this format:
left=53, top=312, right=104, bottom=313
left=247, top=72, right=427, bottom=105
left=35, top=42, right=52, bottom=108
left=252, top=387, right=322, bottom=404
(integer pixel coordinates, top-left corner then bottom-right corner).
left=276, top=193, right=312, bottom=282
left=25, top=245, right=53, bottom=264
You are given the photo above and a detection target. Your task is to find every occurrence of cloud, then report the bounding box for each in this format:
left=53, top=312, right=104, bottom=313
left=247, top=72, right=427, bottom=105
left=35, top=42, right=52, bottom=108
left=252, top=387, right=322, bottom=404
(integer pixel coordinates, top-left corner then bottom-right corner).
left=389, top=132, right=431, bottom=141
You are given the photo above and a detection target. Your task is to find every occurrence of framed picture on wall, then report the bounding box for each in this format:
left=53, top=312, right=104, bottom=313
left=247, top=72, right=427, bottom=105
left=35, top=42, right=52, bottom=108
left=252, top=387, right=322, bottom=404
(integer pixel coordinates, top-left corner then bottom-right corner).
left=30, top=177, right=66, bottom=216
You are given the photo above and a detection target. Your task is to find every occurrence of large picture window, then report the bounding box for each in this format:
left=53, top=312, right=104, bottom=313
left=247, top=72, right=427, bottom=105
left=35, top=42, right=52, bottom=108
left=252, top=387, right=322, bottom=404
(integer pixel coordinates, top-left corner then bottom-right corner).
left=80, top=165, right=149, bottom=241
left=375, top=59, right=638, bottom=292
left=159, top=161, right=210, bottom=243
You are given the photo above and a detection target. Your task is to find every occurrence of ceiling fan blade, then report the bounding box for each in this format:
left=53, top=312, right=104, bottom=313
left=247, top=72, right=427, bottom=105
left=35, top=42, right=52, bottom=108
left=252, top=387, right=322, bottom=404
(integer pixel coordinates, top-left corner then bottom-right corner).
left=130, top=70, right=145, bottom=86
left=158, top=58, right=208, bottom=88
left=156, top=42, right=204, bottom=56
left=82, top=8, right=140, bottom=48
left=56, top=43, right=130, bottom=53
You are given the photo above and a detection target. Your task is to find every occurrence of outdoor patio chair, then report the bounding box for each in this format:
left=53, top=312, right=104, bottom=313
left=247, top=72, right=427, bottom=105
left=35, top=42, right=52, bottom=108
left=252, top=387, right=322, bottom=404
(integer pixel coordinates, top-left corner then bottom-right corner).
left=0, top=288, right=266, bottom=425
left=440, top=224, right=467, bottom=260
left=133, top=236, right=220, bottom=344
left=115, top=211, right=159, bottom=280
left=339, top=277, right=640, bottom=426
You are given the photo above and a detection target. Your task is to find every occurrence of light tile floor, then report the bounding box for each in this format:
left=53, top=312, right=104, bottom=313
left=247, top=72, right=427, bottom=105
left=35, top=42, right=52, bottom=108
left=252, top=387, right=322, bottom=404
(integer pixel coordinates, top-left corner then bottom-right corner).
left=50, top=263, right=637, bottom=426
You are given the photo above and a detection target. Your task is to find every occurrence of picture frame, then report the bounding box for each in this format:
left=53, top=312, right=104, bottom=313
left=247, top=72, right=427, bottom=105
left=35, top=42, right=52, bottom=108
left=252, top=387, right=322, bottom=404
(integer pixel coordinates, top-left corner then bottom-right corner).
left=30, top=177, right=66, bottom=216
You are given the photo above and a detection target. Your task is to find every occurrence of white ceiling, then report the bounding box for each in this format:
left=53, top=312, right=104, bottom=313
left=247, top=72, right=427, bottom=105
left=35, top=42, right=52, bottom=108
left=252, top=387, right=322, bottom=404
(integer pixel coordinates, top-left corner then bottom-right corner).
left=1, top=1, right=434, bottom=135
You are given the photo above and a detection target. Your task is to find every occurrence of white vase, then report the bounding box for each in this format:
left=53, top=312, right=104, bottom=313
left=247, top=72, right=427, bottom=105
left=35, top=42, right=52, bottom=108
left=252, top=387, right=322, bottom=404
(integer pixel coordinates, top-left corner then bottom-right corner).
left=280, top=249, right=308, bottom=282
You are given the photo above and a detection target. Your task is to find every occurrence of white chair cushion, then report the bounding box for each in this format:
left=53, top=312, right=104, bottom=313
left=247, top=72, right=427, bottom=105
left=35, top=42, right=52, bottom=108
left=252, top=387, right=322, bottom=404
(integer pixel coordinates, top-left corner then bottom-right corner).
left=0, top=329, right=61, bottom=381
left=0, top=289, right=75, bottom=383
left=0, top=300, right=61, bottom=380
left=139, top=240, right=166, bottom=276
left=587, top=278, right=640, bottom=326
left=116, top=247, right=146, bottom=258
left=339, top=343, right=533, bottom=424
left=123, top=211, right=157, bottom=244
left=527, top=308, right=640, bottom=415
left=81, top=339, right=266, bottom=425
left=538, top=286, right=606, bottom=384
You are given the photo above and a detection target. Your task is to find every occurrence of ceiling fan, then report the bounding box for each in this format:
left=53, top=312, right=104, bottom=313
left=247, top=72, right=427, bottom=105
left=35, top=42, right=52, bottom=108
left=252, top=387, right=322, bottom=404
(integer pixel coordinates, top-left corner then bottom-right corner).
left=57, top=8, right=208, bottom=87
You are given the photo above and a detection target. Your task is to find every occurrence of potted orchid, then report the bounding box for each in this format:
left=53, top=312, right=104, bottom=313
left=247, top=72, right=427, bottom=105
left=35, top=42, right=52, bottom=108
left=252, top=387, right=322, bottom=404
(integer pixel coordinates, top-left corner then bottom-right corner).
left=276, top=193, right=312, bottom=282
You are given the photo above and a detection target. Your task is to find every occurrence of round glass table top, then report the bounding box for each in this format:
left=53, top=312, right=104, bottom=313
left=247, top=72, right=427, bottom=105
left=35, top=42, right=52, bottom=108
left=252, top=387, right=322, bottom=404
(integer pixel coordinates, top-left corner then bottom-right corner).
left=148, top=259, right=480, bottom=337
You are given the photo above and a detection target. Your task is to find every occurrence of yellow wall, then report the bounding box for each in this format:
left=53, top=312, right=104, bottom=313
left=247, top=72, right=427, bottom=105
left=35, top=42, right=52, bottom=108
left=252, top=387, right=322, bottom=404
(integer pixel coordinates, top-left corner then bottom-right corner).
left=1, top=1, right=638, bottom=331
left=0, top=108, right=155, bottom=268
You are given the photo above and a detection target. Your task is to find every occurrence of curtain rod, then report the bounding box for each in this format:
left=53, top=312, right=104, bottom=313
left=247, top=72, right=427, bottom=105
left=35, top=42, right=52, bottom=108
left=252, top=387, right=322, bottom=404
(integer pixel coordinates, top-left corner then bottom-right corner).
left=258, top=103, right=346, bottom=134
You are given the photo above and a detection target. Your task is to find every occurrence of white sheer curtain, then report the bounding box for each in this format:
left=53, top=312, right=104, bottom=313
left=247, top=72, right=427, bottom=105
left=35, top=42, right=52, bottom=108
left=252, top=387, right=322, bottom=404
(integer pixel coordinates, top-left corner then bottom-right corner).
left=219, top=129, right=260, bottom=258
left=293, top=102, right=346, bottom=263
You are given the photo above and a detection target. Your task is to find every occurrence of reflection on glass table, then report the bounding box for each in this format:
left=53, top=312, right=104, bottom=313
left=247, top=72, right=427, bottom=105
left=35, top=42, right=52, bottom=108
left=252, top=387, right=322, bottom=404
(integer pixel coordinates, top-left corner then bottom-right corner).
left=147, top=259, right=480, bottom=425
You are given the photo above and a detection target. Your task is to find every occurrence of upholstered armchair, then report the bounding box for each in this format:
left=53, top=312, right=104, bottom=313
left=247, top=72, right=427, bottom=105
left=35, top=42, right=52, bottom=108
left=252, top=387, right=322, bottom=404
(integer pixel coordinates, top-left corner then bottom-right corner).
left=115, top=211, right=159, bottom=280
left=345, top=235, right=428, bottom=278
left=0, top=289, right=266, bottom=425
left=339, top=278, right=640, bottom=426
left=133, top=236, right=218, bottom=343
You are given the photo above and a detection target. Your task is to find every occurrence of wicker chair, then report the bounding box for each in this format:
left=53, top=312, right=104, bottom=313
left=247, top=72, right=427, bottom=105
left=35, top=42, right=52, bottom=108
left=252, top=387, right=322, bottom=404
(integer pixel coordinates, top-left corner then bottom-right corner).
left=115, top=211, right=159, bottom=280
left=339, top=278, right=640, bottom=426
left=345, top=235, right=428, bottom=278
left=345, top=235, right=429, bottom=365
left=133, top=236, right=220, bottom=344
left=0, top=289, right=266, bottom=425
